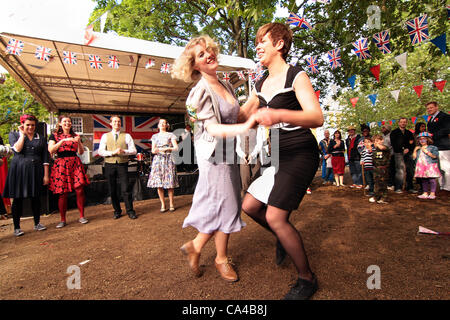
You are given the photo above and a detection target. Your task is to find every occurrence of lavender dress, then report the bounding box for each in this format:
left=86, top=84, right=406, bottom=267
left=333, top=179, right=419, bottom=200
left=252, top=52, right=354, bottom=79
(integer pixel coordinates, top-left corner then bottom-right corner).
left=182, top=95, right=245, bottom=234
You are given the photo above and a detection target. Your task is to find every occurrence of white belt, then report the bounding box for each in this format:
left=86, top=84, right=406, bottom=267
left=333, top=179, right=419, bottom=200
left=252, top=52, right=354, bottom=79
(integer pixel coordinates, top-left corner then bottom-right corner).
left=270, top=122, right=302, bottom=131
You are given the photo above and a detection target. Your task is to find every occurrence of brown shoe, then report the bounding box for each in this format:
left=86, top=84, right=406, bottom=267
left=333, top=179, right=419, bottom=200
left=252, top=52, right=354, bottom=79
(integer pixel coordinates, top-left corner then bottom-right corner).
left=180, top=241, right=202, bottom=277
left=215, top=258, right=238, bottom=282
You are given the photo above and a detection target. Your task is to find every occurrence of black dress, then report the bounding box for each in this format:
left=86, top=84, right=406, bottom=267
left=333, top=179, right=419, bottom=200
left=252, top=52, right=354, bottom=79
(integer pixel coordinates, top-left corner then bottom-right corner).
left=247, top=65, right=319, bottom=211
left=3, top=132, right=49, bottom=199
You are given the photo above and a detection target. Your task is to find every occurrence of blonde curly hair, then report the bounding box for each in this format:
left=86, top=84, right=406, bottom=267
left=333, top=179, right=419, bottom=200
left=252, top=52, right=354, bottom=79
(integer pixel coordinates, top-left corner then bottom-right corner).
left=171, top=35, right=220, bottom=82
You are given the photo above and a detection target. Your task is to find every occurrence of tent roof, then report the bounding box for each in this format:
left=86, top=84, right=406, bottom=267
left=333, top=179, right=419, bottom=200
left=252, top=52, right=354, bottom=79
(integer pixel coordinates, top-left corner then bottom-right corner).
left=0, top=30, right=255, bottom=115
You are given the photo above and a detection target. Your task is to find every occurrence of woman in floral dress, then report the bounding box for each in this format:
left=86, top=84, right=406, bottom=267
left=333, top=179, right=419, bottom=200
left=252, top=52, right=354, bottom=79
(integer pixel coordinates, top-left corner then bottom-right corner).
left=147, top=119, right=179, bottom=212
left=48, top=115, right=90, bottom=228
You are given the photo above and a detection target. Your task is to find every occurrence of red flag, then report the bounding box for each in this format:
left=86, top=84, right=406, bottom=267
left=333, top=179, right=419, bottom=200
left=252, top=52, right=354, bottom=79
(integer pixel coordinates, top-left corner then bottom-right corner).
left=413, top=85, right=423, bottom=98
left=411, top=116, right=417, bottom=124
left=381, top=120, right=385, bottom=125
left=434, top=80, right=446, bottom=92
left=350, top=97, right=359, bottom=107
left=370, top=64, right=380, bottom=82
left=315, top=90, right=320, bottom=100
left=84, top=24, right=96, bottom=45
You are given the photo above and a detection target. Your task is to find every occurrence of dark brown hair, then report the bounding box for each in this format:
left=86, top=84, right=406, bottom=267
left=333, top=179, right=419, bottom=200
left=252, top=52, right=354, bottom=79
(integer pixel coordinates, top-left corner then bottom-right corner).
left=56, top=115, right=76, bottom=136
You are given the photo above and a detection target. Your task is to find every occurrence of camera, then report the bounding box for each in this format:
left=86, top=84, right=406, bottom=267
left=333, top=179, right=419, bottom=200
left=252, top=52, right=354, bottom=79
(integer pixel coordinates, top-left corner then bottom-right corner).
left=0, top=145, right=13, bottom=157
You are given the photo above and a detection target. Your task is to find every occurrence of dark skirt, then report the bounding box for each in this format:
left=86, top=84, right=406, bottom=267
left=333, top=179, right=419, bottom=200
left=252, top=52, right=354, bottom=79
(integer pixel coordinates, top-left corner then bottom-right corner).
left=3, top=155, right=45, bottom=198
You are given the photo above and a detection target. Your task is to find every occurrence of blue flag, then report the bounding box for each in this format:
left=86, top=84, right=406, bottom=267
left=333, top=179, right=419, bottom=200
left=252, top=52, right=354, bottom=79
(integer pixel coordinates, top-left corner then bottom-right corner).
left=430, top=33, right=447, bottom=55
left=368, top=94, right=378, bottom=106
left=348, top=75, right=356, bottom=90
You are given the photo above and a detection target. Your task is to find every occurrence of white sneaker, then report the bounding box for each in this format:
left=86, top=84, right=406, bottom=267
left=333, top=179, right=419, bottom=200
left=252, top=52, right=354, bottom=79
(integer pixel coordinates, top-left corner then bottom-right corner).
left=369, top=197, right=376, bottom=203
left=365, top=185, right=369, bottom=190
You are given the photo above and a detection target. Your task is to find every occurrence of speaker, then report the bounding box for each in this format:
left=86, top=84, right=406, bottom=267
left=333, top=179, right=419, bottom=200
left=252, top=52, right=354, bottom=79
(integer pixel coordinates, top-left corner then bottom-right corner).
left=36, top=121, right=47, bottom=139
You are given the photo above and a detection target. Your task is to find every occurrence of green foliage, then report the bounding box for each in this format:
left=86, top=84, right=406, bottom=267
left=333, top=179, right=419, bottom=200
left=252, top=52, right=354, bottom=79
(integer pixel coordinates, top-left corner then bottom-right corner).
left=90, top=0, right=279, bottom=58
left=0, top=74, right=50, bottom=144
left=284, top=0, right=448, bottom=91
left=331, top=44, right=449, bottom=132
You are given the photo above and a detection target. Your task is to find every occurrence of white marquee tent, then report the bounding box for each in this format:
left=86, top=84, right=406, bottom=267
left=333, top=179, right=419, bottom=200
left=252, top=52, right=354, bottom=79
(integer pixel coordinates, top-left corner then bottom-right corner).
left=0, top=29, right=256, bottom=115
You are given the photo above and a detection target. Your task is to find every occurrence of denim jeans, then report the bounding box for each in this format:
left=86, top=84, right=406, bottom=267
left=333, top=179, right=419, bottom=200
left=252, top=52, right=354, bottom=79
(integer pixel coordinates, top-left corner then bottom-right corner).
left=394, top=153, right=414, bottom=191
left=349, top=160, right=363, bottom=185
left=364, top=169, right=374, bottom=193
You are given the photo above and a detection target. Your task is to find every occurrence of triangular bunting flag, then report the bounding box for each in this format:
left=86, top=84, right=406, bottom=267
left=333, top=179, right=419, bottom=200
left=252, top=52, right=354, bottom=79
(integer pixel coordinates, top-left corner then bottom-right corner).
left=368, top=94, right=377, bottom=106
left=389, top=120, right=393, bottom=125
left=315, top=90, right=320, bottom=100
left=377, top=121, right=382, bottom=127
left=434, top=80, right=446, bottom=92
left=390, top=90, right=400, bottom=102
left=100, top=12, right=108, bottom=33
left=348, top=75, right=356, bottom=89
left=395, top=53, right=407, bottom=71
left=411, top=116, right=417, bottom=124
left=422, top=115, right=429, bottom=122
left=430, top=34, right=447, bottom=55
left=391, top=119, right=396, bottom=125
left=381, top=121, right=385, bottom=125
left=370, top=65, right=380, bottom=82
left=350, top=97, right=359, bottom=107
left=84, top=24, right=96, bottom=46
left=413, top=85, right=423, bottom=98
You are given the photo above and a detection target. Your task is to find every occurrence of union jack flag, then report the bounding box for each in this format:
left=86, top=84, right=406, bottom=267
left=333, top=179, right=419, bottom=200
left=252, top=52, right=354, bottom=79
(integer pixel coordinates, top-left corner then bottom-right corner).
left=89, top=55, right=102, bottom=69
left=145, top=58, right=155, bottom=69
left=93, top=115, right=160, bottom=156
left=352, top=38, right=372, bottom=60
left=35, top=46, right=52, bottom=61
left=108, top=55, right=119, bottom=69
left=405, top=15, right=429, bottom=45
left=327, top=48, right=342, bottom=70
left=160, top=62, right=171, bottom=73
left=222, top=72, right=230, bottom=82
left=372, top=30, right=391, bottom=54
left=306, top=56, right=319, bottom=74
left=63, top=51, right=77, bottom=64
left=286, top=12, right=312, bottom=29
left=6, top=38, right=24, bottom=56
left=252, top=63, right=266, bottom=82
left=237, top=71, right=246, bottom=80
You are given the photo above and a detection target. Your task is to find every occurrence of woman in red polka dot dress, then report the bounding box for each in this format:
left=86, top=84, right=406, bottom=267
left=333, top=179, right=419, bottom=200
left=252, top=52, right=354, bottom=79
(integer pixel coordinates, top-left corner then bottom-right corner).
left=48, top=115, right=90, bottom=228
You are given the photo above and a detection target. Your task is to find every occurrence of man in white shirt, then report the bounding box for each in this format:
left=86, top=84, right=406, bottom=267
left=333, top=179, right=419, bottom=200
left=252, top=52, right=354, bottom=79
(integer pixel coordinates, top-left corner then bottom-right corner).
left=98, top=115, right=137, bottom=219
left=236, top=127, right=264, bottom=198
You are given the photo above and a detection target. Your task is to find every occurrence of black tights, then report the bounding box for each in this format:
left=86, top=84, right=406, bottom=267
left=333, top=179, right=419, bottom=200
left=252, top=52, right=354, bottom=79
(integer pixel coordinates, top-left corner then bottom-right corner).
left=242, top=194, right=312, bottom=279
left=12, top=197, right=41, bottom=229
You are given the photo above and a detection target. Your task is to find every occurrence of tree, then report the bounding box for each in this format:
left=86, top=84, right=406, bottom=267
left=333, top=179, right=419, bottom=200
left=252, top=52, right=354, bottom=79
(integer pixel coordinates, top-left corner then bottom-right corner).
left=330, top=44, right=449, bottom=132
left=282, top=0, right=448, bottom=94
left=0, top=74, right=50, bottom=144
left=90, top=0, right=279, bottom=59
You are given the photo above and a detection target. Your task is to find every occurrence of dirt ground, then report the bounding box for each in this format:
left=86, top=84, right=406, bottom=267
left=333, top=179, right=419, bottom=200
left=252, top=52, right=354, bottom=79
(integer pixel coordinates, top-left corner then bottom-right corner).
left=0, top=170, right=448, bottom=300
